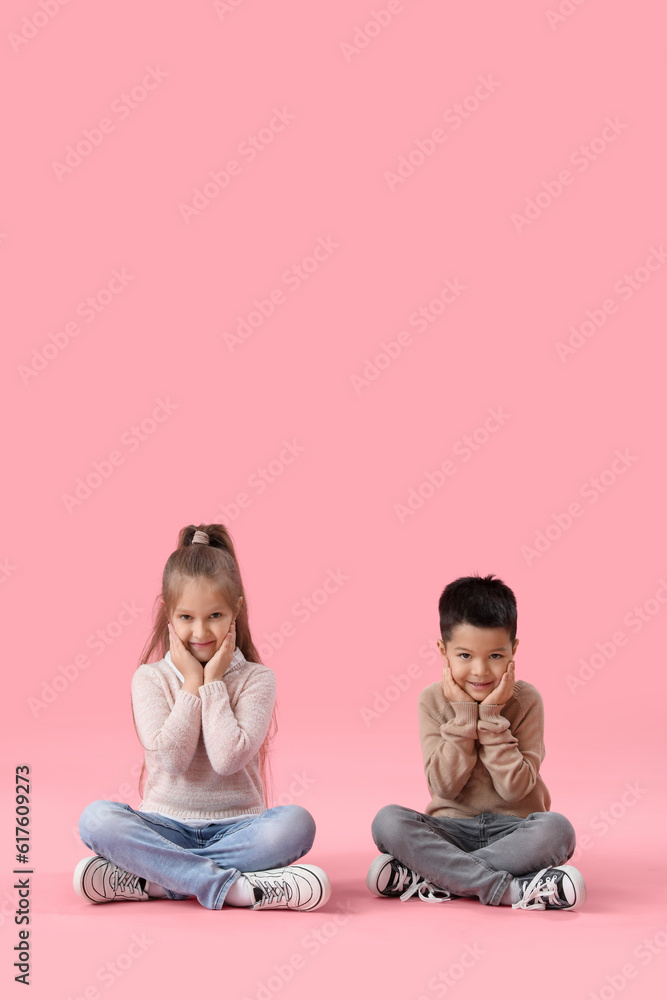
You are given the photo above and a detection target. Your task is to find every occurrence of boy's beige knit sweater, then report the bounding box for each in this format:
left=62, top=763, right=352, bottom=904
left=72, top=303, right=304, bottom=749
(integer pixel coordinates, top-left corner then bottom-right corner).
left=418, top=678, right=551, bottom=819
left=131, top=647, right=276, bottom=821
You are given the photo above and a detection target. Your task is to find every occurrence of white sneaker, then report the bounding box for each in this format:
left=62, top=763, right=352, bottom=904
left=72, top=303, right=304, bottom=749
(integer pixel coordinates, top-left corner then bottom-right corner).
left=73, top=855, right=151, bottom=903
left=512, top=864, right=587, bottom=910
left=241, top=865, right=331, bottom=911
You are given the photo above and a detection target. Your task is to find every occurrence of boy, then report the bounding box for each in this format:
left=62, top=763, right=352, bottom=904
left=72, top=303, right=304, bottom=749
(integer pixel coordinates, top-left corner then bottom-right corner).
left=367, top=573, right=586, bottom=910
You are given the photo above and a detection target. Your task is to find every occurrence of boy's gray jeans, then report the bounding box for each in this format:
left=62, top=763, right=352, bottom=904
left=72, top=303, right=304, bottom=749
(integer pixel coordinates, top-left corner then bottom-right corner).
left=371, top=804, right=576, bottom=905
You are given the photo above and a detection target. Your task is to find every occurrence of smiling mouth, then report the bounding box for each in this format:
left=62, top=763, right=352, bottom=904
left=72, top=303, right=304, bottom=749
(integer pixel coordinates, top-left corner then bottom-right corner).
left=191, top=640, right=214, bottom=647
left=467, top=681, right=494, bottom=687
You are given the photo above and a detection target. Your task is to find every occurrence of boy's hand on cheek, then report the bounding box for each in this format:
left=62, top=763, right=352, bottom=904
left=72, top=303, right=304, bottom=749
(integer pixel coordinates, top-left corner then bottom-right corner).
left=480, top=660, right=515, bottom=707
left=441, top=657, right=475, bottom=703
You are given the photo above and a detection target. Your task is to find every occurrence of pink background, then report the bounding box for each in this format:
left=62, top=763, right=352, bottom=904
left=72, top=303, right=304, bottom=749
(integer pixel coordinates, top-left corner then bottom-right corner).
left=2, top=1, right=666, bottom=997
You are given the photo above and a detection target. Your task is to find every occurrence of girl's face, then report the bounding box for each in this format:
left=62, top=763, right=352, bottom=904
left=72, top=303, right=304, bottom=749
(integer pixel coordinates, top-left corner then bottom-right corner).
left=166, top=578, right=241, bottom=665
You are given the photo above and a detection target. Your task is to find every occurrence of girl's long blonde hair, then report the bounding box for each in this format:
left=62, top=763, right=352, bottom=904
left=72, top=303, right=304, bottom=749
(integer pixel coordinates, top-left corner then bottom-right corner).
left=131, top=523, right=277, bottom=805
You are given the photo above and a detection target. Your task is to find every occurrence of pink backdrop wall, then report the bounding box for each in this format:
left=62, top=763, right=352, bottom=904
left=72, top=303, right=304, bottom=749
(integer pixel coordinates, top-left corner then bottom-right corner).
left=2, top=2, right=665, bottom=999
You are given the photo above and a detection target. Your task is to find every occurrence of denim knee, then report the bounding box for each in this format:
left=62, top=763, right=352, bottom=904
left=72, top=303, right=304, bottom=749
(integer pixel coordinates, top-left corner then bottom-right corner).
left=530, top=811, right=576, bottom=859
left=284, top=804, right=316, bottom=852
left=79, top=799, right=126, bottom=848
left=371, top=804, right=410, bottom=848
left=263, top=804, right=316, bottom=856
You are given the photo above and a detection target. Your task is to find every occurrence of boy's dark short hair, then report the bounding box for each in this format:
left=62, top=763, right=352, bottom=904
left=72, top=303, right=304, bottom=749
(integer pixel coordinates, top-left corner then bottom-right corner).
left=438, top=574, right=517, bottom=645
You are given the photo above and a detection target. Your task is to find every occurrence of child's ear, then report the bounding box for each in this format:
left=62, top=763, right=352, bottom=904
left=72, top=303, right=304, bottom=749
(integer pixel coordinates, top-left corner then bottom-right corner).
left=512, top=638, right=520, bottom=656
left=436, top=639, right=446, bottom=658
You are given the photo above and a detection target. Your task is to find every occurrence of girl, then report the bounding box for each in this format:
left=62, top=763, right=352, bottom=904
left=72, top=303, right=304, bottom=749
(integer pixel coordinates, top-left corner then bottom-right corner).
left=74, top=523, right=330, bottom=911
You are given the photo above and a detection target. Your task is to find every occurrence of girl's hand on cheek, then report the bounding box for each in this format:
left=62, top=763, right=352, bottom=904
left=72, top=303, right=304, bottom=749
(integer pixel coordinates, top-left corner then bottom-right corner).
left=167, top=622, right=205, bottom=686
left=203, top=619, right=236, bottom=684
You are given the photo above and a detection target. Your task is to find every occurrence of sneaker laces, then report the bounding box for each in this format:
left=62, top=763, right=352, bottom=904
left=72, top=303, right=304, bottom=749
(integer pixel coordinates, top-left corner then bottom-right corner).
left=403, top=880, right=452, bottom=903
left=512, top=868, right=563, bottom=910
left=389, top=862, right=451, bottom=903
left=385, top=860, right=419, bottom=896
left=108, top=865, right=145, bottom=897
left=245, top=873, right=294, bottom=908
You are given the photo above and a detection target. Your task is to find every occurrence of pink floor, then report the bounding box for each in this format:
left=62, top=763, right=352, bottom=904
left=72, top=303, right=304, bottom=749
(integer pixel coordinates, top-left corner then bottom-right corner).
left=4, top=734, right=665, bottom=1000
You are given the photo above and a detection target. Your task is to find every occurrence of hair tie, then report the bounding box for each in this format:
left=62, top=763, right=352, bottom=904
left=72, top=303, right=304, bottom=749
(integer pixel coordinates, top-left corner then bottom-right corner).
left=192, top=530, right=209, bottom=545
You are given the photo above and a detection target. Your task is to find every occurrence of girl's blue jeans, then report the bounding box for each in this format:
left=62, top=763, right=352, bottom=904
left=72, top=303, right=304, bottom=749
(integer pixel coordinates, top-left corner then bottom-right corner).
left=78, top=800, right=316, bottom=910
left=371, top=804, right=576, bottom=905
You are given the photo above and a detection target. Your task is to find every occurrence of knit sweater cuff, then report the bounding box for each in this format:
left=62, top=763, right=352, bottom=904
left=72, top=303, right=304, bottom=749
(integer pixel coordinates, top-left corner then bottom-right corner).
left=451, top=701, right=478, bottom=721
left=176, top=688, right=202, bottom=711
left=478, top=704, right=508, bottom=726
left=198, top=679, right=230, bottom=701
left=442, top=701, right=478, bottom=732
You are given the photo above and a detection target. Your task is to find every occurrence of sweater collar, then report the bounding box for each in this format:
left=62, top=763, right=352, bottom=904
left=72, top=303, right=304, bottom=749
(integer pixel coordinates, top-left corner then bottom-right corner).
left=164, top=646, right=246, bottom=683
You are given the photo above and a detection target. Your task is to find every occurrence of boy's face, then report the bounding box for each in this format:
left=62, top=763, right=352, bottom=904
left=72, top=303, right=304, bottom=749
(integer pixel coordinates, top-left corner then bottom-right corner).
left=437, top=623, right=519, bottom=702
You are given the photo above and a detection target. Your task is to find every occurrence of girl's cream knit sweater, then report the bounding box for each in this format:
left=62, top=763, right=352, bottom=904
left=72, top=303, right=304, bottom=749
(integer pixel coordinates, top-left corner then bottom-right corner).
left=131, top=647, right=276, bottom=821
